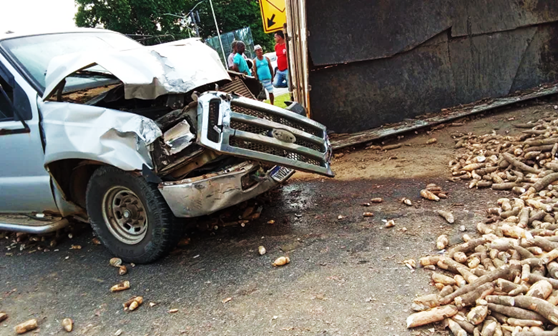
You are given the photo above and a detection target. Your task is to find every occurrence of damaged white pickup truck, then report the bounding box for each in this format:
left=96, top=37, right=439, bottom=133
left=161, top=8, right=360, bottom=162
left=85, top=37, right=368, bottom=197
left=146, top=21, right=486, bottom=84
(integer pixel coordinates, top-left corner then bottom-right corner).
left=0, top=29, right=333, bottom=263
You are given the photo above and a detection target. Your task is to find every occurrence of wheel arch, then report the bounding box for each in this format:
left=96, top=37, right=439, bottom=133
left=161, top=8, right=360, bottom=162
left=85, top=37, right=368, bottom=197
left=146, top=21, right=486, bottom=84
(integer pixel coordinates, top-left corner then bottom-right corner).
left=47, top=159, right=112, bottom=209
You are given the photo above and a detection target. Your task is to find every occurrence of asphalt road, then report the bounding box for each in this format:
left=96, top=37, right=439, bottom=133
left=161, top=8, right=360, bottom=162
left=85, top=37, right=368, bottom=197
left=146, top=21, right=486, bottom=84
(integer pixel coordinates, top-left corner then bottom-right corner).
left=1, top=100, right=555, bottom=335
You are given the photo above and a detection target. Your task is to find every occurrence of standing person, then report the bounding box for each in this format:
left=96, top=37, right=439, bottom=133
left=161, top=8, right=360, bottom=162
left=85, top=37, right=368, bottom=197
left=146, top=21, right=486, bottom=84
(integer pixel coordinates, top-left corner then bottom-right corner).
left=231, top=41, right=252, bottom=76
left=252, top=45, right=274, bottom=105
left=227, top=41, right=238, bottom=70
left=273, top=30, right=288, bottom=88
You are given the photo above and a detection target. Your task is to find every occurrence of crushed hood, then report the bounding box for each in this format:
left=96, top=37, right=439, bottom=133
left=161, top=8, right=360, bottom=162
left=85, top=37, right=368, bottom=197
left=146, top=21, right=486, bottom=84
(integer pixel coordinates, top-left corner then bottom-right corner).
left=42, top=38, right=230, bottom=101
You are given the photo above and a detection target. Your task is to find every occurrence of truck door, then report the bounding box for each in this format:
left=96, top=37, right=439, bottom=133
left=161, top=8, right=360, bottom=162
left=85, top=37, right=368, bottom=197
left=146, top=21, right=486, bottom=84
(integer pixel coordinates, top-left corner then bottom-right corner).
left=0, top=55, right=58, bottom=213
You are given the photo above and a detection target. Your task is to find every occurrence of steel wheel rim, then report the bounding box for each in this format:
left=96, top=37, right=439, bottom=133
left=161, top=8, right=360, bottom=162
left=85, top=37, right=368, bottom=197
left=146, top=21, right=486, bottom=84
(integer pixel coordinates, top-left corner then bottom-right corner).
left=102, top=186, right=148, bottom=245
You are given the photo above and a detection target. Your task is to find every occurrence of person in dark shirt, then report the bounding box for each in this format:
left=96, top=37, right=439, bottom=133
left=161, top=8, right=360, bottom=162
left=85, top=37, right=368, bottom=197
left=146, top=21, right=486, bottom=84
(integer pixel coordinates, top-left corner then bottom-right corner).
left=230, top=41, right=252, bottom=76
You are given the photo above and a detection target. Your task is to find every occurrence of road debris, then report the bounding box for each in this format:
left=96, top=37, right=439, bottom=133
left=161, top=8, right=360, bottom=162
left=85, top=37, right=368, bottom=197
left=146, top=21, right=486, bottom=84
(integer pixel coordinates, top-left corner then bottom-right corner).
left=258, top=246, right=266, bottom=256
left=272, top=256, right=290, bottom=267
left=436, top=210, right=455, bottom=224
left=382, top=144, right=402, bottom=151
left=222, top=297, right=232, bottom=303
left=385, top=220, right=395, bottom=228
left=0, top=312, right=7, bottom=322
left=15, top=319, right=38, bottom=334
left=114, top=329, right=122, bottom=336
left=371, top=198, right=383, bottom=203
left=401, top=198, right=413, bottom=206
left=427, top=138, right=438, bottom=145
left=168, top=309, right=178, bottom=313
left=91, top=237, right=101, bottom=245
left=403, top=259, right=416, bottom=270
left=123, top=296, right=143, bottom=311
left=118, top=265, right=127, bottom=276
left=363, top=212, right=374, bottom=217
left=109, top=258, right=122, bottom=267
left=408, top=115, right=558, bottom=334
left=110, top=281, right=130, bottom=292
left=149, top=302, right=157, bottom=307
left=61, top=318, right=73, bottom=332
left=436, top=235, right=449, bottom=250
left=421, top=189, right=440, bottom=201
left=70, top=245, right=81, bottom=250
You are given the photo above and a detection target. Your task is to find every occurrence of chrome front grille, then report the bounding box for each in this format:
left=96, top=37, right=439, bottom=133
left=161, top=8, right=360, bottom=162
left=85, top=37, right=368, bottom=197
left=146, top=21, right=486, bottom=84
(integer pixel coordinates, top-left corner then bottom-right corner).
left=197, top=92, right=334, bottom=177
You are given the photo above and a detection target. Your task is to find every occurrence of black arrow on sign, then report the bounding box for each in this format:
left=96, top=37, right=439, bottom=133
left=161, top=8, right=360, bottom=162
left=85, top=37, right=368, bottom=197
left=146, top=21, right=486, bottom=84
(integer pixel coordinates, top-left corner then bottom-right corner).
left=267, top=14, right=276, bottom=28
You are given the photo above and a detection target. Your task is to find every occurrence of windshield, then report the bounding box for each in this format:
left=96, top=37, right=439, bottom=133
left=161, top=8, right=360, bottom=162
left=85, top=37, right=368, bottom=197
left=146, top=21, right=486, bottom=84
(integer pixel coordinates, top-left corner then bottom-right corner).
left=0, top=32, right=141, bottom=93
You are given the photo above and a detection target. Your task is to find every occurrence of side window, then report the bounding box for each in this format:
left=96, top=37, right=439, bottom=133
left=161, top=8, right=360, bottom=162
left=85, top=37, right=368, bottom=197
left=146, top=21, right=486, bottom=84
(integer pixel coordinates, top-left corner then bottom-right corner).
left=0, top=74, right=15, bottom=121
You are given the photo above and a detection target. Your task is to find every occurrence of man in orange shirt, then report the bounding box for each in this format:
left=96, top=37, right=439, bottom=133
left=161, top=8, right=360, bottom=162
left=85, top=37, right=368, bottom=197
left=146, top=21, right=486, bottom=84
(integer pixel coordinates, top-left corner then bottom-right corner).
left=273, top=31, right=288, bottom=88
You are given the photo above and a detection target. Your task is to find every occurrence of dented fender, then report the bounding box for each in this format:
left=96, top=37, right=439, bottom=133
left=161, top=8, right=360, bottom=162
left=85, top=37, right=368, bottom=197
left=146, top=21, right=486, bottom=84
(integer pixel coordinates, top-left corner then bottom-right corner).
left=39, top=99, right=162, bottom=171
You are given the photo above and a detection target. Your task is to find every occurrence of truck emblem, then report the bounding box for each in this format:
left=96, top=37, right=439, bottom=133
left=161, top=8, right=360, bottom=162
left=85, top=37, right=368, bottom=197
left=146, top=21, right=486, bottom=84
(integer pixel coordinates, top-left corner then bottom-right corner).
left=271, top=129, right=296, bottom=143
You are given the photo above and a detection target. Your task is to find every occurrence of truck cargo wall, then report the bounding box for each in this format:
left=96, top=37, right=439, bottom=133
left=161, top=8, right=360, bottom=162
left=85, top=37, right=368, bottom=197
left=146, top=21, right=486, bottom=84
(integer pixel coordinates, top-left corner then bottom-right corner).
left=306, top=0, right=558, bottom=133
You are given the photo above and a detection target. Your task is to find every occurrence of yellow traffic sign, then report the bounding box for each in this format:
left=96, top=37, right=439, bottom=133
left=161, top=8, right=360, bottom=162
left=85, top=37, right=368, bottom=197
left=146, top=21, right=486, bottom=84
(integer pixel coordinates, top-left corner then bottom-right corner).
left=259, top=0, right=286, bottom=34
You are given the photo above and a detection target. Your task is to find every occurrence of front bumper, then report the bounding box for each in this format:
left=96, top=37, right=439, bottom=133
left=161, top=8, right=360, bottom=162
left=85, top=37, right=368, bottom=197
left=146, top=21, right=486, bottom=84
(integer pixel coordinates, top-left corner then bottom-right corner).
left=158, top=162, right=293, bottom=218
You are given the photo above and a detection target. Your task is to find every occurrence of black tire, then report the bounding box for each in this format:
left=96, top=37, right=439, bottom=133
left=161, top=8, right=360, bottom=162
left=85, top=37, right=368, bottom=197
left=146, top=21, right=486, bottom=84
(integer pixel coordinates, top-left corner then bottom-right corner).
left=86, top=166, right=182, bottom=263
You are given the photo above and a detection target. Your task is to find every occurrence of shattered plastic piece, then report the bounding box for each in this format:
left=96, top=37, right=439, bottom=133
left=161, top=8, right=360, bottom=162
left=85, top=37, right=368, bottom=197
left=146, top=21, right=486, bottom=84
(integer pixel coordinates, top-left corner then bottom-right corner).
left=272, top=256, right=290, bottom=267
left=163, top=120, right=195, bottom=155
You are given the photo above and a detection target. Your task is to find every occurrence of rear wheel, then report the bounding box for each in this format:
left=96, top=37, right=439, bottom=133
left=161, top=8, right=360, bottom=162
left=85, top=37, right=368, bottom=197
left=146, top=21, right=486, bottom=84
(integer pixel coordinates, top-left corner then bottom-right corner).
left=86, top=166, right=182, bottom=263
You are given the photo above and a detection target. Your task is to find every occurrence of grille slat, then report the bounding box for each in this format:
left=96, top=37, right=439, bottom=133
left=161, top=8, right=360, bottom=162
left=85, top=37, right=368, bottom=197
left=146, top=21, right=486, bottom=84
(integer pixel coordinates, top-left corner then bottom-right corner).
left=229, top=137, right=322, bottom=167
left=231, top=104, right=322, bottom=137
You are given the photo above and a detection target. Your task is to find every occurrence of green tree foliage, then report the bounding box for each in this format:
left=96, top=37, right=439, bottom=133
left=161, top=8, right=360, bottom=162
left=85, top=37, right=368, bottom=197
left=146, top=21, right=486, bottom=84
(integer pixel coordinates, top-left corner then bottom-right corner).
left=75, top=0, right=275, bottom=50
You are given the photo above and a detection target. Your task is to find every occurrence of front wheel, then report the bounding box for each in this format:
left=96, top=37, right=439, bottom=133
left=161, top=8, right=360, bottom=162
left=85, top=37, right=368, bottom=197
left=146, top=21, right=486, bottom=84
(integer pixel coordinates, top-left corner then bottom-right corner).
left=86, top=166, right=182, bottom=263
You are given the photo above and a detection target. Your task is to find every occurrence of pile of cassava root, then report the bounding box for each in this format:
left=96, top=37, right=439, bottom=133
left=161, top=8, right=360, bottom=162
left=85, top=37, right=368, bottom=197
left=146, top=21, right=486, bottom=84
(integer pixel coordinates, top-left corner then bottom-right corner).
left=407, top=116, right=558, bottom=335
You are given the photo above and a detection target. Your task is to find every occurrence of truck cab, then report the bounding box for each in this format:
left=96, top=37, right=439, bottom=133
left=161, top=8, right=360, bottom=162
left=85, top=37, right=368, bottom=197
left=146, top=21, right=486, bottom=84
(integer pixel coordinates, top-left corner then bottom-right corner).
left=0, top=29, right=333, bottom=263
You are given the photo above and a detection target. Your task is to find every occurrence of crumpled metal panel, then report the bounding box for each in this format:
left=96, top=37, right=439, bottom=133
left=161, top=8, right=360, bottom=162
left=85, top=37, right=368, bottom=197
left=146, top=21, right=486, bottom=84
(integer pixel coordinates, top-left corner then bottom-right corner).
left=40, top=100, right=161, bottom=171
left=159, top=162, right=289, bottom=218
left=43, top=38, right=230, bottom=100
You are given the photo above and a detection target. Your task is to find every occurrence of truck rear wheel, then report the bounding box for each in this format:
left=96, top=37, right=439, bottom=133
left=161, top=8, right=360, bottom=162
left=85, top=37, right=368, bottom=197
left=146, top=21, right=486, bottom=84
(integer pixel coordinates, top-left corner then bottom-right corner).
left=86, top=166, right=181, bottom=263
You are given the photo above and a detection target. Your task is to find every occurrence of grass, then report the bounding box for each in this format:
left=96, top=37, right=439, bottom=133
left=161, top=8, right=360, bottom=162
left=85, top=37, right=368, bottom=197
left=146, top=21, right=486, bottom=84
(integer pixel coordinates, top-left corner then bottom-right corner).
left=266, top=93, right=290, bottom=108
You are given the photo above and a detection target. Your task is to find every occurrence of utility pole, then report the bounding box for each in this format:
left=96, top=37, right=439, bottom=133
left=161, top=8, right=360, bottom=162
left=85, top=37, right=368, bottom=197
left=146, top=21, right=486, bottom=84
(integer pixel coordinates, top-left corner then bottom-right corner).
left=208, top=0, right=227, bottom=68
left=190, top=12, right=200, bottom=37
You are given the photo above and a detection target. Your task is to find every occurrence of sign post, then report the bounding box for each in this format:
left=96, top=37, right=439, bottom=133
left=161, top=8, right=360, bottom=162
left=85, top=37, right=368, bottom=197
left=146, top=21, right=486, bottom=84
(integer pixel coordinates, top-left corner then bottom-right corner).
left=259, top=0, right=287, bottom=33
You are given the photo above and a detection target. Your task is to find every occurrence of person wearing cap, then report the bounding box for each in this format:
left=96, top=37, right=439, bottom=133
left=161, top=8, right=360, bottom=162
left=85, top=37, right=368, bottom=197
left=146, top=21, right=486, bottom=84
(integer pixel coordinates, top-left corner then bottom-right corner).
left=231, top=41, right=252, bottom=76
left=252, top=45, right=274, bottom=105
